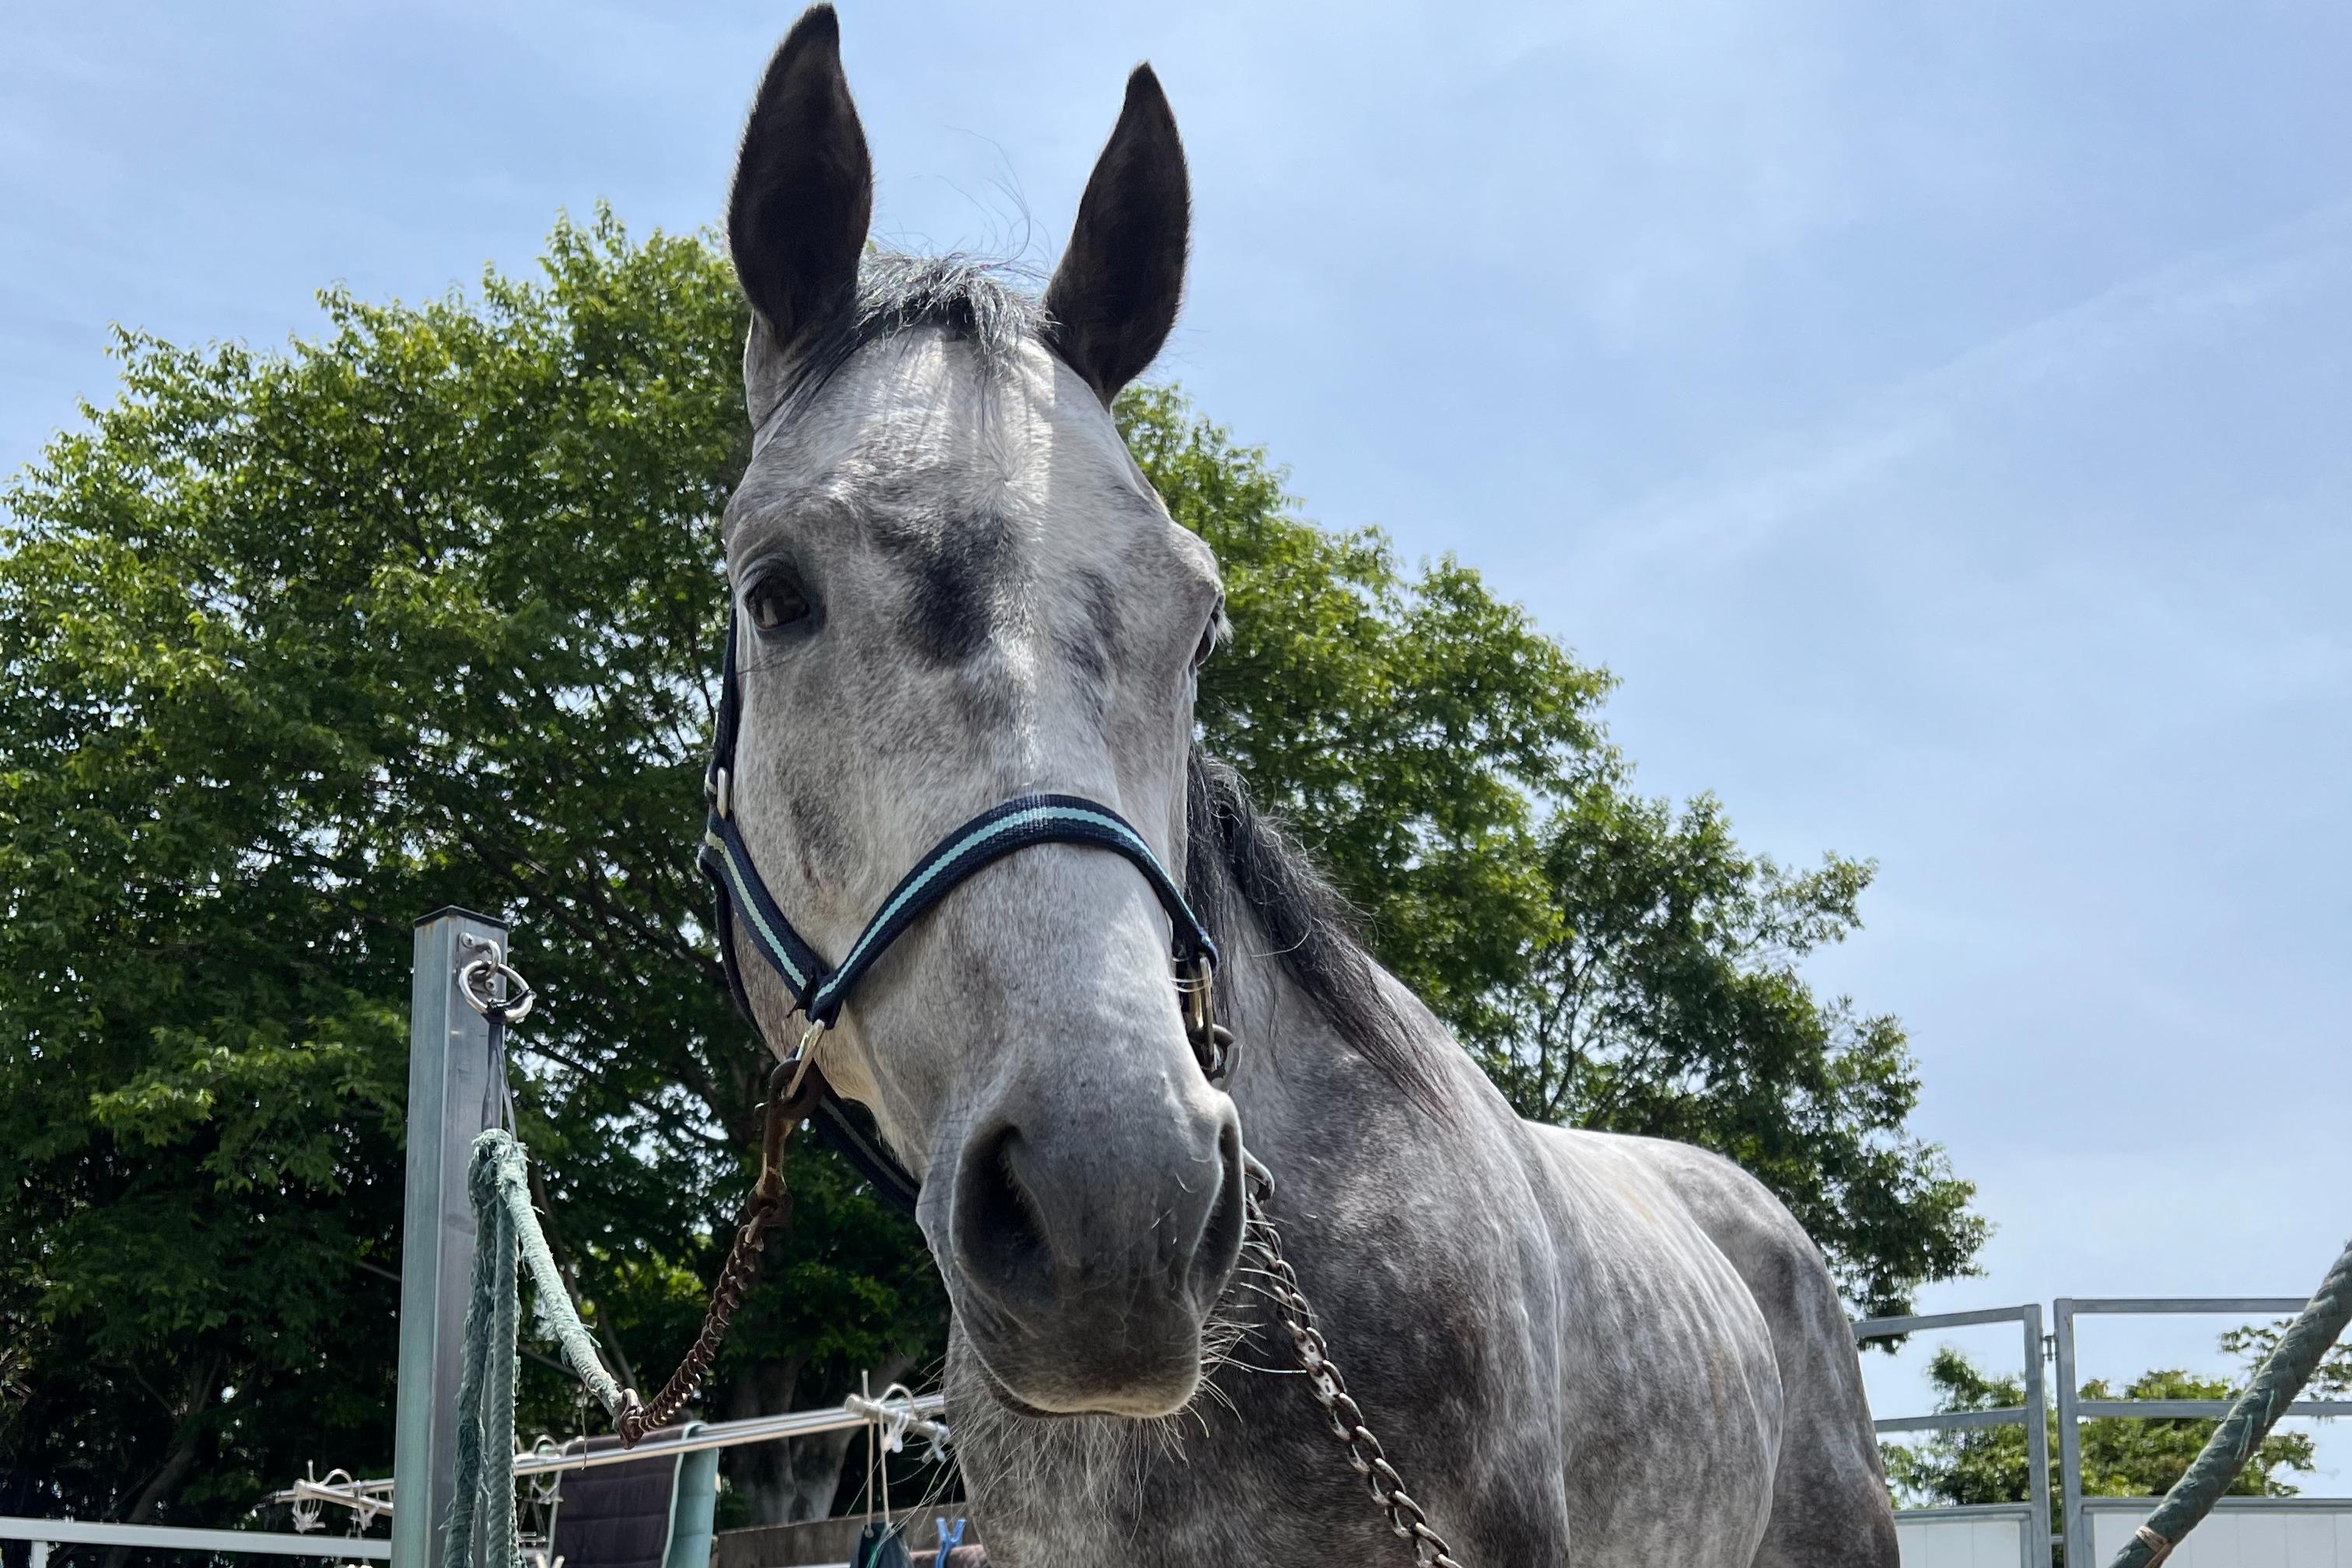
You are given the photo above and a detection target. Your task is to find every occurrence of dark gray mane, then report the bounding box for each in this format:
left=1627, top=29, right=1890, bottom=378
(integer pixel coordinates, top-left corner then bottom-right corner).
left=1184, top=751, right=1444, bottom=1110
left=781, top=252, right=1045, bottom=408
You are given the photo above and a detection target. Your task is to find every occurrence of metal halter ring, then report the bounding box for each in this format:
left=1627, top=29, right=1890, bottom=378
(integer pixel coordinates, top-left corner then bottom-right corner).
left=459, top=955, right=537, bottom=1024
left=1181, top=954, right=1235, bottom=1081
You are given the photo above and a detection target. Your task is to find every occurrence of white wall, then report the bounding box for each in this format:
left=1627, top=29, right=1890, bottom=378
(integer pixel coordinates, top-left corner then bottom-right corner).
left=2087, top=1500, right=2352, bottom=1568
left=1895, top=1506, right=2030, bottom=1568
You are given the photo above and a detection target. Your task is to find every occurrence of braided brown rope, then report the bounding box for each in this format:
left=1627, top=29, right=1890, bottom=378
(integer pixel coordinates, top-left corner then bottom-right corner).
left=614, top=1194, right=787, bottom=1445
left=614, top=1063, right=814, bottom=1447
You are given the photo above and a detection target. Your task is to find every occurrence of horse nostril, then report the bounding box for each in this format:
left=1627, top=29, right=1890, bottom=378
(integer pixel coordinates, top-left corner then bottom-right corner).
left=1188, top=1111, right=1248, bottom=1301
left=953, top=1122, right=1055, bottom=1317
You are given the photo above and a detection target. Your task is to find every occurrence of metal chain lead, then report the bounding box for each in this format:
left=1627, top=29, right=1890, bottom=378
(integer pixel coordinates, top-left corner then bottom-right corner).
left=1241, top=1157, right=1465, bottom=1568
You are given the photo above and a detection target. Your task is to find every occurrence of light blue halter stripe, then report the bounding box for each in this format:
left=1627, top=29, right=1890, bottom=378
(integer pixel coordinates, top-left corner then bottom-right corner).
left=705, top=788, right=1213, bottom=1034
left=807, top=803, right=1171, bottom=1018
left=831, top=804, right=1150, bottom=978
left=703, top=826, right=814, bottom=993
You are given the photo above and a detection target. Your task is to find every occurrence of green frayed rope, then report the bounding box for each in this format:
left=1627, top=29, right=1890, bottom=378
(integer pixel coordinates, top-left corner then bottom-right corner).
left=2106, top=1235, right=2352, bottom=1567
left=446, top=1130, right=628, bottom=1568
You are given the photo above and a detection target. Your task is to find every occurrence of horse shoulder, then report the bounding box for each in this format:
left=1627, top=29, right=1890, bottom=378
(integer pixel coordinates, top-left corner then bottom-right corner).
left=1584, top=1135, right=1902, bottom=1563
left=1513, top=1123, right=1786, bottom=1561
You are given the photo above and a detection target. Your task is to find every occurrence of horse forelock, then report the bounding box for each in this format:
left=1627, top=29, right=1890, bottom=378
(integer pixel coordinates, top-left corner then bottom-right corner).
left=750, top=252, right=1050, bottom=438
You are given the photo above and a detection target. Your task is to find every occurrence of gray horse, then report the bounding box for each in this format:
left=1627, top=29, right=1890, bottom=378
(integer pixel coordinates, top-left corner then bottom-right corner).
left=713, top=9, right=1900, bottom=1564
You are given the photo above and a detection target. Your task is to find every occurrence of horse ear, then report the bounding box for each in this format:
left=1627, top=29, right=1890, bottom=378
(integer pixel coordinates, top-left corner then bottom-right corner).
left=1043, top=66, right=1191, bottom=404
left=728, top=5, right=872, bottom=359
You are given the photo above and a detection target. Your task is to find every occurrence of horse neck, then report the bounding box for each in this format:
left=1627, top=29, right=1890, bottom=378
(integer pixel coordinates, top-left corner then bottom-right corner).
left=1213, top=905, right=1461, bottom=1206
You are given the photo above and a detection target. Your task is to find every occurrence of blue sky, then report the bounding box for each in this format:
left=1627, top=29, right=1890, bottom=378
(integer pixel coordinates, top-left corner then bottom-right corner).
left=7, top=0, right=2347, bottom=1487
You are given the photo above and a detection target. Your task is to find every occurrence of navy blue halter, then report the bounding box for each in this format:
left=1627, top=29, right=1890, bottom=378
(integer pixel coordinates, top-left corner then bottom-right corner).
left=698, top=608, right=1220, bottom=1210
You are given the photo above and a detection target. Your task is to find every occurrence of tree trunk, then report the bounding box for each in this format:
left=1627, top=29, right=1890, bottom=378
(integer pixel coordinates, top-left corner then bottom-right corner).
left=101, top=1357, right=219, bottom=1568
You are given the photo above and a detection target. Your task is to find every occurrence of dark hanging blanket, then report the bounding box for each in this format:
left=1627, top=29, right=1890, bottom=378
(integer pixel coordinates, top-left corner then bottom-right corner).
left=548, top=1426, right=716, bottom=1568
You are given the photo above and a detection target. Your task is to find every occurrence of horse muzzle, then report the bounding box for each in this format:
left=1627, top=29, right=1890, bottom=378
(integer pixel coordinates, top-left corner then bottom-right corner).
left=943, top=1089, right=1247, bottom=1417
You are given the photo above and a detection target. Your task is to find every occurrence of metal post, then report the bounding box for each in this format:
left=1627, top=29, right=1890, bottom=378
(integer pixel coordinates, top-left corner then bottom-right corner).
left=2021, top=1302, right=2053, bottom=1568
left=391, top=908, right=509, bottom=1568
left=2053, top=1298, right=2085, bottom=1568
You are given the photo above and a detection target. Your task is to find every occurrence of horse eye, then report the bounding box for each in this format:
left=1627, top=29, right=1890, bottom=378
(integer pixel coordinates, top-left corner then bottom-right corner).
left=1191, top=601, right=1225, bottom=670
left=745, top=572, right=812, bottom=635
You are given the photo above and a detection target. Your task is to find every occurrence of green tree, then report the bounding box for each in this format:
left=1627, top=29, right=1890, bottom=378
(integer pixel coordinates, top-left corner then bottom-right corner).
left=2217, top=1321, right=2352, bottom=1402
left=1, top=212, right=1980, bottom=1535
left=0, top=212, right=929, bottom=1534
left=1884, top=1339, right=2321, bottom=1556
left=1122, top=386, right=1982, bottom=1316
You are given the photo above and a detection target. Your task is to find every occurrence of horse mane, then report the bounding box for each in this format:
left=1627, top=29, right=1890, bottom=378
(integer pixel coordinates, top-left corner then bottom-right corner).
left=1184, top=750, right=1445, bottom=1111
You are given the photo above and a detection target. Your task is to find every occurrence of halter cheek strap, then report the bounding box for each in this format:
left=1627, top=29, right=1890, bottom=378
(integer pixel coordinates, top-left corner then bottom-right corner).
left=696, top=608, right=1220, bottom=1211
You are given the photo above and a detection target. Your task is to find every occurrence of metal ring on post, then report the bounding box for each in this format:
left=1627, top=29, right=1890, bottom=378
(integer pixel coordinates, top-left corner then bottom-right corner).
left=459, top=956, right=537, bottom=1024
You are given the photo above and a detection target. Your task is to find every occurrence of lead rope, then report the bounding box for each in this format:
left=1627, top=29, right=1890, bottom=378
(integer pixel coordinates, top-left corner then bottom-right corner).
left=2104, top=1234, right=2352, bottom=1567
left=612, top=1055, right=817, bottom=1446
left=444, top=1078, right=821, bottom=1568
left=446, top=952, right=534, bottom=1568
left=443, top=953, right=815, bottom=1568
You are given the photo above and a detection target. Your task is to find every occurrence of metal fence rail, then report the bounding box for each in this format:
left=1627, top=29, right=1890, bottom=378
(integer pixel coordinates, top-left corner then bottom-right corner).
left=1857, top=1303, right=2053, bottom=1568
left=2053, top=1296, right=2352, bottom=1568
left=263, top=1391, right=950, bottom=1525
left=0, top=1517, right=392, bottom=1562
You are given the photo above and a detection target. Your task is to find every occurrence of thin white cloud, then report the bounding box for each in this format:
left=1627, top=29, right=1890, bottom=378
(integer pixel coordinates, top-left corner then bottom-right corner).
left=1577, top=198, right=2352, bottom=576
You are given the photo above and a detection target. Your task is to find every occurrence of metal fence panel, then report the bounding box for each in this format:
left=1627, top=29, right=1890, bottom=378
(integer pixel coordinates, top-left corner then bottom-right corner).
left=1859, top=1304, right=2053, bottom=1568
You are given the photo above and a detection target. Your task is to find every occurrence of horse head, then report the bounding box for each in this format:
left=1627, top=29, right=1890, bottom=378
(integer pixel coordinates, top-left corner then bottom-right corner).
left=716, top=5, right=1243, bottom=1421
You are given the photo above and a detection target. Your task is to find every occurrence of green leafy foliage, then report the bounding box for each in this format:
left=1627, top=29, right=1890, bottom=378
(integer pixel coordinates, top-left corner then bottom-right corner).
left=1, top=214, right=1979, bottom=1531
left=0, top=212, right=929, bottom=1531
left=2217, top=1321, right=2352, bottom=1402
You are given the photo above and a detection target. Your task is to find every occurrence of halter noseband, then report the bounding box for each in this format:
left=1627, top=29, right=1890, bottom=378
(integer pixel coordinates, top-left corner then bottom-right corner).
left=697, top=607, right=1227, bottom=1210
